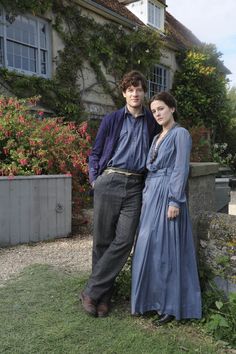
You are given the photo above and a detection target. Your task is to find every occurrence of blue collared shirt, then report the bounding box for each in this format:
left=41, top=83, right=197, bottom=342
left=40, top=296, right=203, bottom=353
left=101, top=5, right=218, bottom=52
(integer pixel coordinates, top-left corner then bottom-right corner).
left=107, top=107, right=149, bottom=172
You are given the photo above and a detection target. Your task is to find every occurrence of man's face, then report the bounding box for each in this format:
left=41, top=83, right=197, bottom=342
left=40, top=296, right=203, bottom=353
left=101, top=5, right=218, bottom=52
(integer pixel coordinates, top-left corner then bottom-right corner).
left=122, top=82, right=145, bottom=110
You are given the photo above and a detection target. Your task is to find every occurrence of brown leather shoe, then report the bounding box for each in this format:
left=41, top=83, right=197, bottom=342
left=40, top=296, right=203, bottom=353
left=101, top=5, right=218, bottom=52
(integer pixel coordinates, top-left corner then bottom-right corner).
left=80, top=291, right=97, bottom=316
left=97, top=302, right=110, bottom=318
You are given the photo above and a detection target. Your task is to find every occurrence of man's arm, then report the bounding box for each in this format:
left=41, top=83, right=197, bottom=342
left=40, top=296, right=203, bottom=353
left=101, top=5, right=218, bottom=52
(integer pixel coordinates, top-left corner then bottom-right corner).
left=88, top=116, right=109, bottom=185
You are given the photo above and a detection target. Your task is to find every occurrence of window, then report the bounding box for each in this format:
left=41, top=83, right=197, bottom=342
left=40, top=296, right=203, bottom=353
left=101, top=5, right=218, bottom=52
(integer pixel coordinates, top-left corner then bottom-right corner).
left=148, top=1, right=161, bottom=29
left=148, top=65, right=169, bottom=97
left=0, top=9, right=51, bottom=77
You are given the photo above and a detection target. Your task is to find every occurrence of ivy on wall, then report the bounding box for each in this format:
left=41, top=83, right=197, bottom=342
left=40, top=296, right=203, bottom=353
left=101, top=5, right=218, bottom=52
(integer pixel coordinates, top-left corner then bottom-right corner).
left=0, top=0, right=162, bottom=121
left=0, top=0, right=52, bottom=14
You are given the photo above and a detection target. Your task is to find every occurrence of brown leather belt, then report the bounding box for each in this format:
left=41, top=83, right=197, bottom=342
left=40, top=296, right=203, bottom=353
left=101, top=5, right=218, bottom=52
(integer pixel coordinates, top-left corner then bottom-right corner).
left=104, top=167, right=143, bottom=177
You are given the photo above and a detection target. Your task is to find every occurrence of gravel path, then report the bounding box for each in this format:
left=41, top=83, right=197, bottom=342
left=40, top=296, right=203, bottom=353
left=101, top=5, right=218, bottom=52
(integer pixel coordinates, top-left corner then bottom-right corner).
left=0, top=234, right=92, bottom=285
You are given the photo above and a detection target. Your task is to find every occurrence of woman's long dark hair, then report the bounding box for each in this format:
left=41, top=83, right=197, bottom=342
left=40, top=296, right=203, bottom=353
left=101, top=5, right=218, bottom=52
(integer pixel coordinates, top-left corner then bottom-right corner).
left=149, top=92, right=179, bottom=120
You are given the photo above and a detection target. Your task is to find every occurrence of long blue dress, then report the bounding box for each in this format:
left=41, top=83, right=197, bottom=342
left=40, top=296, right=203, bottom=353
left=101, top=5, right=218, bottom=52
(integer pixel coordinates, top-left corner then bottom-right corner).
left=131, top=125, right=202, bottom=320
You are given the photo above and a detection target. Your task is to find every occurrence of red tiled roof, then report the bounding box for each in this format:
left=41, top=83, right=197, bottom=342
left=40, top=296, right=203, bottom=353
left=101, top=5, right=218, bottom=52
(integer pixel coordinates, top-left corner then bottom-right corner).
left=92, top=1, right=200, bottom=48
left=165, top=11, right=201, bottom=49
left=164, top=12, right=231, bottom=74
left=92, top=0, right=144, bottom=25
left=88, top=0, right=230, bottom=73
left=118, top=0, right=166, bottom=4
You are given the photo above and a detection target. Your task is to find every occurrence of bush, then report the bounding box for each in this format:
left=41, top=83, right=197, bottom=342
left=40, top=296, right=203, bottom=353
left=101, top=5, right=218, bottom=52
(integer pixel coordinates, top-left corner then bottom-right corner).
left=114, top=255, right=132, bottom=301
left=0, top=96, right=92, bottom=213
left=212, top=142, right=236, bottom=169
left=201, top=283, right=236, bottom=348
left=172, top=45, right=230, bottom=132
left=199, top=261, right=236, bottom=348
left=189, top=125, right=212, bottom=162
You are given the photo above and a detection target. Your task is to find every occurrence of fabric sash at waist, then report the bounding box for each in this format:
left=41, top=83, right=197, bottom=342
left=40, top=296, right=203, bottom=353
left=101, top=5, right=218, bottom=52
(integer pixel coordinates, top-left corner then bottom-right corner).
left=147, top=167, right=173, bottom=179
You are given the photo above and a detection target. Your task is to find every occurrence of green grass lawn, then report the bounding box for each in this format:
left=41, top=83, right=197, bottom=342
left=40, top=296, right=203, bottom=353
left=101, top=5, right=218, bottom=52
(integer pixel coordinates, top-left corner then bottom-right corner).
left=0, top=265, right=227, bottom=354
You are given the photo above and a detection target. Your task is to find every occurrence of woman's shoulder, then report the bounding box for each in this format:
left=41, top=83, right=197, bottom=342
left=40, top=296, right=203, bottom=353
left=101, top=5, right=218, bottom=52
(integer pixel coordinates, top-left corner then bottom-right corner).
left=173, top=126, right=192, bottom=145
left=174, top=125, right=191, bottom=137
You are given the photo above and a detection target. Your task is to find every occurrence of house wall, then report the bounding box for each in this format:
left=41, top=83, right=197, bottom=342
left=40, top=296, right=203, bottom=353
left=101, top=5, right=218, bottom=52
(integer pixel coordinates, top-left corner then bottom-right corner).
left=74, top=8, right=120, bottom=118
left=0, top=3, right=180, bottom=119
left=51, top=28, right=64, bottom=76
left=79, top=61, right=116, bottom=118
left=159, top=46, right=178, bottom=89
left=41, top=7, right=117, bottom=118
left=49, top=3, right=180, bottom=119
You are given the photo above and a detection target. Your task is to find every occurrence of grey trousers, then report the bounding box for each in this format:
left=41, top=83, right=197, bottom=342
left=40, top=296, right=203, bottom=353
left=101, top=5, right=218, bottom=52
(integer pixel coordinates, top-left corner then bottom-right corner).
left=84, top=171, right=144, bottom=302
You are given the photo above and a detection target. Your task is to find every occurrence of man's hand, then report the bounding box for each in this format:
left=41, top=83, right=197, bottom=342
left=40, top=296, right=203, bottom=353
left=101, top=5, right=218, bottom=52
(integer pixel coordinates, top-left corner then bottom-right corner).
left=167, top=205, right=180, bottom=220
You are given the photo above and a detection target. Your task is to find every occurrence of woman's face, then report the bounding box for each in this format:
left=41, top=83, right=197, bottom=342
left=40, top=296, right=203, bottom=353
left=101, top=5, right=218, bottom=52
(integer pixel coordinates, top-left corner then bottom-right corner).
left=150, top=100, right=175, bottom=128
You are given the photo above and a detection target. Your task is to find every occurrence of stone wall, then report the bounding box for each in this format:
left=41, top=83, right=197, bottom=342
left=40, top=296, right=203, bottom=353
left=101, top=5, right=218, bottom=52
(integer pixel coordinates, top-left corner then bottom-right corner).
left=197, top=211, right=236, bottom=294
left=0, top=79, right=13, bottom=96
left=188, top=162, right=219, bottom=244
left=187, top=163, right=236, bottom=294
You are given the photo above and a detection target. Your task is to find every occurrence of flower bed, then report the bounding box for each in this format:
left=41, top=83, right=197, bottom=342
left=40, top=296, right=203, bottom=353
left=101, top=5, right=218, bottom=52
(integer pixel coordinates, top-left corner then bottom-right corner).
left=0, top=96, right=92, bottom=244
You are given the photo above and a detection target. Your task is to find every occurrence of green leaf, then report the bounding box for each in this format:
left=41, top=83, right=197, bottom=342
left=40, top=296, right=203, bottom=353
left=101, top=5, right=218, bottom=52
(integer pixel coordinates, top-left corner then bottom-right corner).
left=207, top=314, right=230, bottom=330
left=215, top=301, right=224, bottom=310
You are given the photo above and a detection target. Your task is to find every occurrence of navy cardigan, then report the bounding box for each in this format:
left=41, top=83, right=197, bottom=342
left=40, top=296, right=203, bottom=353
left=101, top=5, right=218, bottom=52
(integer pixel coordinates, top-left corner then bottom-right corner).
left=88, top=107, right=160, bottom=183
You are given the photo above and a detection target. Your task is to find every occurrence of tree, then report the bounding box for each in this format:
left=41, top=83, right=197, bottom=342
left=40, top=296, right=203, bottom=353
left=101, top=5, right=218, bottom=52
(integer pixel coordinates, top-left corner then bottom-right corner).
left=218, top=86, right=236, bottom=170
left=227, top=86, right=236, bottom=120
left=171, top=44, right=231, bottom=138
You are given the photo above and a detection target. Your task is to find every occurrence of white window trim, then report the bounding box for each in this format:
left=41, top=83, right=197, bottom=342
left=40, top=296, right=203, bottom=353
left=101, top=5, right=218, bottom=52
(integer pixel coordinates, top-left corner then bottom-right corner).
left=0, top=8, right=51, bottom=78
left=148, top=64, right=170, bottom=98
left=147, top=0, right=164, bottom=30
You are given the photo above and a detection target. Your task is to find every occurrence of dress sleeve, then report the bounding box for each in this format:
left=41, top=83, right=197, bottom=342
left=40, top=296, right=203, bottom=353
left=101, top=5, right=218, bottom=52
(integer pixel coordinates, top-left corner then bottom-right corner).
left=168, top=128, right=192, bottom=208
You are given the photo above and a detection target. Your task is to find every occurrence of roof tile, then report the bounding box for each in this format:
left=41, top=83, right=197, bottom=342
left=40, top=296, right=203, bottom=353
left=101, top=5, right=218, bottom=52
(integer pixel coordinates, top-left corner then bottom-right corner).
left=165, top=11, right=201, bottom=49
left=92, top=1, right=201, bottom=49
left=92, top=0, right=143, bottom=24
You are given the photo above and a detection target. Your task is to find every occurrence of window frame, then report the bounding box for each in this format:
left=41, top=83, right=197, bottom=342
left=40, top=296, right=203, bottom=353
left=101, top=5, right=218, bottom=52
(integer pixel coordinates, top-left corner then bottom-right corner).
left=147, top=0, right=162, bottom=29
left=0, top=8, right=51, bottom=78
left=148, top=64, right=169, bottom=98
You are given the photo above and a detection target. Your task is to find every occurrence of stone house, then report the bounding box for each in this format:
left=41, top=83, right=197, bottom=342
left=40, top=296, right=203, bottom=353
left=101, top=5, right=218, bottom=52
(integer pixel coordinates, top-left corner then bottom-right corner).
left=0, top=0, right=210, bottom=119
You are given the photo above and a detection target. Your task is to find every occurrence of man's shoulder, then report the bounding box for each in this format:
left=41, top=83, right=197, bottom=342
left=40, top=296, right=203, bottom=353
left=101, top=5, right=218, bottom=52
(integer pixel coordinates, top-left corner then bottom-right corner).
left=102, top=107, right=125, bottom=127
left=104, top=107, right=125, bottom=119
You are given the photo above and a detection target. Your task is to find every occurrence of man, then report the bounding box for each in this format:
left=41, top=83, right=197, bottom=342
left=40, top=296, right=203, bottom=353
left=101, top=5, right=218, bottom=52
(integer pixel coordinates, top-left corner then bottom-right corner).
left=80, top=70, right=160, bottom=317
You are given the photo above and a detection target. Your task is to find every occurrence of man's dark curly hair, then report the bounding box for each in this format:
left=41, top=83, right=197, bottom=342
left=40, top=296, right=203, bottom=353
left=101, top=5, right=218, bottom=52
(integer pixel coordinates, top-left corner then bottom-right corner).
left=119, top=70, right=147, bottom=93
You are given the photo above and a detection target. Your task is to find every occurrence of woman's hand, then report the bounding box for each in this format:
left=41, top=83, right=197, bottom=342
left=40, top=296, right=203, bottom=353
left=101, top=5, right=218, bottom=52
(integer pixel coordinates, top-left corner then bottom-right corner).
left=167, top=205, right=180, bottom=220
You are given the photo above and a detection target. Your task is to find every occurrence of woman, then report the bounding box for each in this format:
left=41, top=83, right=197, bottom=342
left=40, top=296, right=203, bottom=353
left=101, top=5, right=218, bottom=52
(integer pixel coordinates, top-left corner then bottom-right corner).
left=131, top=92, right=202, bottom=325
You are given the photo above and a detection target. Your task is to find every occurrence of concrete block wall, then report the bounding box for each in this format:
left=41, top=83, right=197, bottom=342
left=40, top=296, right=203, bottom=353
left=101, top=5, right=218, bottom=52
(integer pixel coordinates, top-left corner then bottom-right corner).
left=0, top=175, right=72, bottom=247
